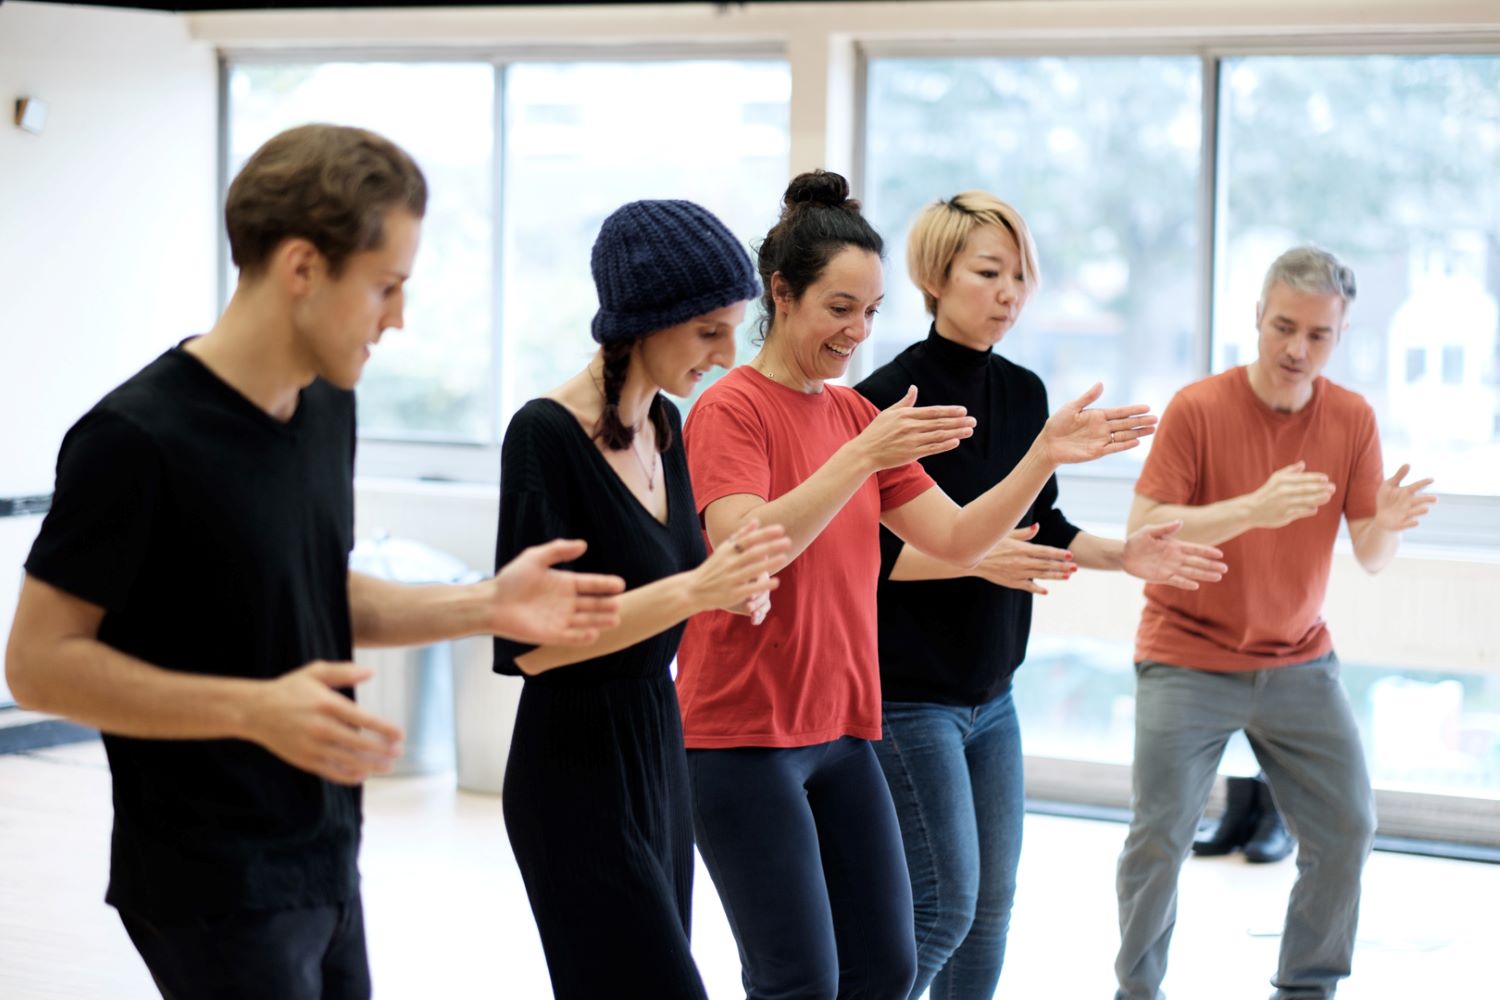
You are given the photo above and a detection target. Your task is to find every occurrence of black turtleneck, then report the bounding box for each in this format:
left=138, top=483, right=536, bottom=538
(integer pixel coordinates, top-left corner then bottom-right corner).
left=854, top=326, right=1081, bottom=706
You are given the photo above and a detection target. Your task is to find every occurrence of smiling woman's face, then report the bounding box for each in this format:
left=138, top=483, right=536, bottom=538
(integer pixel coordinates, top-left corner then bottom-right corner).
left=771, top=245, right=884, bottom=385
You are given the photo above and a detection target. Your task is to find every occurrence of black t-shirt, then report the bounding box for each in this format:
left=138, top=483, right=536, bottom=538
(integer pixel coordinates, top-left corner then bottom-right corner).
left=24, top=345, right=360, bottom=919
left=493, top=398, right=706, bottom=682
left=855, top=327, right=1081, bottom=706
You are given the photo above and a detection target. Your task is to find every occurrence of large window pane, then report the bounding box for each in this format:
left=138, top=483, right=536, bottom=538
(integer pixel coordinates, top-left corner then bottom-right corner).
left=227, top=63, right=494, bottom=442
left=865, top=56, right=1202, bottom=478
left=1216, top=55, right=1500, bottom=496
left=500, top=61, right=790, bottom=420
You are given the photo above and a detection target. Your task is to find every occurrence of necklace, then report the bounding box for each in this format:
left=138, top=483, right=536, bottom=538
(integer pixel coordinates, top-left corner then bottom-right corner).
left=591, top=364, right=659, bottom=492
left=629, top=430, right=659, bottom=492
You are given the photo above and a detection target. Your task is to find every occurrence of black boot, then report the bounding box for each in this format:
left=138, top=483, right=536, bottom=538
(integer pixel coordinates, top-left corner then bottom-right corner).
left=1243, top=779, right=1296, bottom=863
left=1192, top=776, right=1261, bottom=856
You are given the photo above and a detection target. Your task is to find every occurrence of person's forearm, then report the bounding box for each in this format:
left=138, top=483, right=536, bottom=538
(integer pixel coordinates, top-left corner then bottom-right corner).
left=1067, top=531, right=1122, bottom=571
left=514, top=573, right=700, bottom=674
left=715, top=441, right=874, bottom=564
left=1350, top=521, right=1400, bottom=574
left=1129, top=496, right=1257, bottom=546
left=5, top=632, right=260, bottom=741
left=925, top=440, right=1056, bottom=565
left=887, top=543, right=970, bottom=582
left=349, top=572, right=496, bottom=648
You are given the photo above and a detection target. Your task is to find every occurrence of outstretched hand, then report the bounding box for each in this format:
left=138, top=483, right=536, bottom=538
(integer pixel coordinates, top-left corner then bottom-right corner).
left=1248, top=461, right=1336, bottom=530
left=1121, top=521, right=1228, bottom=590
left=855, top=385, right=976, bottom=471
left=1373, top=463, right=1436, bottom=532
left=694, top=519, right=790, bottom=622
left=971, top=524, right=1075, bottom=595
left=244, top=661, right=404, bottom=786
left=487, top=539, right=626, bottom=646
left=1041, top=383, right=1157, bottom=466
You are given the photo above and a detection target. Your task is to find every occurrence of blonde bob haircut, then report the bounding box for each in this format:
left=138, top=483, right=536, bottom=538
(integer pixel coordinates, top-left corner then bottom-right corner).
left=907, top=191, right=1040, bottom=316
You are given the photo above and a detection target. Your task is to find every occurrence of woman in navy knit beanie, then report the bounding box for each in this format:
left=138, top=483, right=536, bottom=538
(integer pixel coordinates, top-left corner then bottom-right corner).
left=493, top=199, right=790, bottom=998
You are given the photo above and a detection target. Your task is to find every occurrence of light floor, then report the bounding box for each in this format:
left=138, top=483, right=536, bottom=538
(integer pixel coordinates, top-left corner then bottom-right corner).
left=1, top=740, right=1496, bottom=999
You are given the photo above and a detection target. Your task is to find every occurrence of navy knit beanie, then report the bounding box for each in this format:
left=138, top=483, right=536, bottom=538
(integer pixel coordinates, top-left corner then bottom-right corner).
left=590, top=199, right=760, bottom=344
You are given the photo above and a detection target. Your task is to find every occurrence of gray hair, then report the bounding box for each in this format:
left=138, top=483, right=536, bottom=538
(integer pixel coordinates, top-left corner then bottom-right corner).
left=1260, top=245, right=1357, bottom=313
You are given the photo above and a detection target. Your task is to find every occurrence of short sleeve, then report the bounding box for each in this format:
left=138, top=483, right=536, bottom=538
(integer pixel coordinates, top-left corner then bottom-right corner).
left=492, top=405, right=574, bottom=675
left=876, top=460, right=935, bottom=512
left=1343, top=400, right=1384, bottom=522
left=848, top=390, right=933, bottom=511
left=684, top=396, right=771, bottom=513
left=1134, top=391, right=1202, bottom=505
left=24, top=411, right=161, bottom=614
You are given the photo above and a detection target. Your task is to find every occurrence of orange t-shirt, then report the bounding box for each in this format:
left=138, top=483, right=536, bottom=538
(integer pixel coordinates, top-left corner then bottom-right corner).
left=1134, top=366, right=1383, bottom=671
left=676, top=366, right=935, bottom=748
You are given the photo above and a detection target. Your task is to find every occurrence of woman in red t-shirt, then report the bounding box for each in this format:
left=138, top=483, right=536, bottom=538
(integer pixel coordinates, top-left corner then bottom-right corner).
left=676, top=171, right=1158, bottom=998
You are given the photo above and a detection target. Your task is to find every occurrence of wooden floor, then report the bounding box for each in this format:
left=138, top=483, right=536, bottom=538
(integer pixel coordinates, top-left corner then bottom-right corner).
left=2, top=739, right=1496, bottom=999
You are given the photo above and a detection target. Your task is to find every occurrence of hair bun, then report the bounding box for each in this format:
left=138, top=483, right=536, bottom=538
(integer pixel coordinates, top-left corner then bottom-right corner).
left=784, top=170, right=850, bottom=209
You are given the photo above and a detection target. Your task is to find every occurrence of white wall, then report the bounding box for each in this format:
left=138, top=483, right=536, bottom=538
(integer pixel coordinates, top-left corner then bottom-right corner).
left=0, top=1, right=219, bottom=698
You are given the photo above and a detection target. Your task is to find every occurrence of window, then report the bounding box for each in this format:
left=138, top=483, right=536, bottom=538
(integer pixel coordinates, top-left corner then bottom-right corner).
left=864, top=56, right=1204, bottom=479
left=1015, top=637, right=1500, bottom=801
left=498, top=61, right=790, bottom=423
left=865, top=48, right=1500, bottom=837
left=1215, top=55, right=1500, bottom=497
left=227, top=63, right=496, bottom=443
left=225, top=58, right=791, bottom=450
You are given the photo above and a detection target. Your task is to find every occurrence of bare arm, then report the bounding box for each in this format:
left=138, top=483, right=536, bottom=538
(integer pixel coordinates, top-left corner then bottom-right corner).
left=883, top=383, right=1155, bottom=566
left=701, top=385, right=974, bottom=557
left=891, top=523, right=1224, bottom=593
left=1127, top=461, right=1337, bottom=546
left=514, top=523, right=789, bottom=675
left=888, top=524, right=1076, bottom=594
left=4, top=575, right=402, bottom=784
left=1347, top=463, right=1436, bottom=574
left=351, top=538, right=628, bottom=649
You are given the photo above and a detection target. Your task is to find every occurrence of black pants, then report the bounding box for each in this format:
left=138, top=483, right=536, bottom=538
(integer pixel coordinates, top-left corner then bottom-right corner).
left=119, top=896, right=370, bottom=1000
left=689, top=737, right=917, bottom=1000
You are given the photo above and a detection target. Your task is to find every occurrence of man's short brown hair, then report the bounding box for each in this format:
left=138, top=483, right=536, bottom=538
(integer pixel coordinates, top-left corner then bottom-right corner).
left=226, top=124, right=427, bottom=278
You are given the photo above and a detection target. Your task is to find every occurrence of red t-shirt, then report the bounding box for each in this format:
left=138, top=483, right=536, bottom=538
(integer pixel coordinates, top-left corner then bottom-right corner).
left=1134, top=366, right=1383, bottom=671
left=676, top=366, right=935, bottom=748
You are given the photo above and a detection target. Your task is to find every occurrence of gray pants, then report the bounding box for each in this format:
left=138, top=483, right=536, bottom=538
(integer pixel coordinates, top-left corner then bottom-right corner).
left=1114, top=653, right=1376, bottom=1000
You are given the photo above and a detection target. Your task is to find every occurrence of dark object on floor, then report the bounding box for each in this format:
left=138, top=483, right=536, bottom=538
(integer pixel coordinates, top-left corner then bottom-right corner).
left=0, top=719, right=99, bottom=754
left=1243, top=779, right=1296, bottom=863
left=1192, top=774, right=1296, bottom=861
left=1192, top=775, right=1263, bottom=856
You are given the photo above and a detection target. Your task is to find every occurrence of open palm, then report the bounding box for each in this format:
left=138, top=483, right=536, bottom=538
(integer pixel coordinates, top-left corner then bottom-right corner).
left=489, top=539, right=626, bottom=645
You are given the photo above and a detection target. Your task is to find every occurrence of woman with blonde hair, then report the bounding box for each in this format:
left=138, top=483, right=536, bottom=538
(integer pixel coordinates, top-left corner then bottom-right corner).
left=853, top=191, right=1227, bottom=998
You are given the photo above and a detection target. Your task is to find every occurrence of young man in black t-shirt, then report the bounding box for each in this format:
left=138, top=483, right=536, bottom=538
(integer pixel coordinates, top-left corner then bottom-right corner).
left=4, top=124, right=624, bottom=1000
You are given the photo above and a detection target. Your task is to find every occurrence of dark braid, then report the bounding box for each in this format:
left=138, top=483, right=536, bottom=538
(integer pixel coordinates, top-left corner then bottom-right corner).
left=593, top=338, right=674, bottom=453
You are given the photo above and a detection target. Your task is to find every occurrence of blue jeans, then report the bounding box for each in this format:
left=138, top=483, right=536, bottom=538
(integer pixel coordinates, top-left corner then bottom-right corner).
left=1115, top=654, right=1375, bottom=1000
left=688, top=737, right=917, bottom=1000
left=873, top=691, right=1025, bottom=1000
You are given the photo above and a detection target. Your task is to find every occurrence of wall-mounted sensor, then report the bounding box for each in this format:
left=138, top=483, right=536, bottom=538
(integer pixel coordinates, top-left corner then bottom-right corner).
left=15, top=97, right=48, bottom=135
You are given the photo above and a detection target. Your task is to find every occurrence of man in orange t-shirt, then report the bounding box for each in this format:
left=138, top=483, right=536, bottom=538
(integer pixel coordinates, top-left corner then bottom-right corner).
left=1113, top=246, right=1436, bottom=1000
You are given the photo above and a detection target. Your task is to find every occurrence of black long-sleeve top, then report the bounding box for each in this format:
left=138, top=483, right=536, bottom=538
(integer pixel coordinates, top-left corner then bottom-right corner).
left=855, top=326, right=1082, bottom=706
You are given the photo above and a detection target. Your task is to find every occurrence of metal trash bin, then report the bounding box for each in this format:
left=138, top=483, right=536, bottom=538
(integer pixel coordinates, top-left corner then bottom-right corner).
left=350, top=532, right=476, bottom=776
